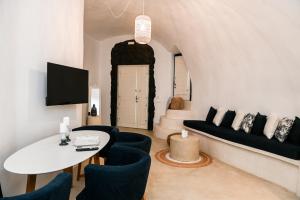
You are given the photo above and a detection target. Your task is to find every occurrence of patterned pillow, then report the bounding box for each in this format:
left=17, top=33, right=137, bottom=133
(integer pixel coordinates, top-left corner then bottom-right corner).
left=274, top=118, right=294, bottom=143
left=240, top=113, right=256, bottom=133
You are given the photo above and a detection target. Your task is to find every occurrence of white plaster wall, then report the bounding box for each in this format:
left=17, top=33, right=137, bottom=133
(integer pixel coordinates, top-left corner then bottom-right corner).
left=168, top=0, right=300, bottom=120
left=0, top=0, right=18, bottom=195
left=0, top=0, right=84, bottom=196
left=83, top=35, right=173, bottom=126
left=82, top=35, right=102, bottom=124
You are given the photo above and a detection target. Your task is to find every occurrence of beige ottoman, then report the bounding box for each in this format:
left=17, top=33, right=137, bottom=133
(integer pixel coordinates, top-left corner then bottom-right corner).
left=170, top=134, right=200, bottom=162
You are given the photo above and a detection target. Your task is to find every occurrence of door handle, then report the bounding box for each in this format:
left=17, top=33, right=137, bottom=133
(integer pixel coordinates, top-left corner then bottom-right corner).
left=136, top=96, right=138, bottom=103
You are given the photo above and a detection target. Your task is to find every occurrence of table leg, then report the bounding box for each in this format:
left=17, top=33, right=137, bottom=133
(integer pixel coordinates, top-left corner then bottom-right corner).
left=63, top=166, right=73, bottom=175
left=76, top=162, right=82, bottom=181
left=93, top=155, right=100, bottom=165
left=26, top=174, right=36, bottom=193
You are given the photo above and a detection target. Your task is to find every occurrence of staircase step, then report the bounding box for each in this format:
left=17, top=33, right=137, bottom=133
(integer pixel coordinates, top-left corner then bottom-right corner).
left=160, top=116, right=184, bottom=130
left=166, top=109, right=193, bottom=119
left=154, top=124, right=181, bottom=140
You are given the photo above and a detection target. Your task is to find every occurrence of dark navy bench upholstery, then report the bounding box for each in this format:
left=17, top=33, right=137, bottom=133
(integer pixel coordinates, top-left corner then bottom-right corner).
left=184, top=120, right=300, bottom=160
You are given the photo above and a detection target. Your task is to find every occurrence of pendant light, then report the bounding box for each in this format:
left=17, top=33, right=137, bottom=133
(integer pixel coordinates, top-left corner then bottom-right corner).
left=135, top=0, right=151, bottom=44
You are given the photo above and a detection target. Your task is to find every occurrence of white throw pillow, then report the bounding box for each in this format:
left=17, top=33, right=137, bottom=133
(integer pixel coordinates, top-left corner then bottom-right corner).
left=264, top=115, right=279, bottom=139
left=213, top=108, right=226, bottom=126
left=232, top=111, right=245, bottom=131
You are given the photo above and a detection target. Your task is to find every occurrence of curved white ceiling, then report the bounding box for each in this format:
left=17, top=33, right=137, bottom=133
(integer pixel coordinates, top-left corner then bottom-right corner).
left=85, top=0, right=300, bottom=117
left=85, top=0, right=179, bottom=51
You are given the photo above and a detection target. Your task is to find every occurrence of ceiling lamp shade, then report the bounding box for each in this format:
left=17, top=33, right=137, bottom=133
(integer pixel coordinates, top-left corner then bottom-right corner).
left=135, top=15, right=151, bottom=44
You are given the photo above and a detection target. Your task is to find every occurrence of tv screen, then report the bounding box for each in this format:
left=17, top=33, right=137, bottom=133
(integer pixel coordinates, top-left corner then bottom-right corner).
left=46, top=62, right=88, bottom=106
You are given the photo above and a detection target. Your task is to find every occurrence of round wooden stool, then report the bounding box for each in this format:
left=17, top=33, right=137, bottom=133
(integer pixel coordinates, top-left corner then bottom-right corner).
left=170, top=134, right=200, bottom=162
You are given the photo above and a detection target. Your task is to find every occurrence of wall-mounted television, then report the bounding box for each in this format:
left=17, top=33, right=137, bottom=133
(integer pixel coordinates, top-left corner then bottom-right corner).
left=46, top=62, right=88, bottom=106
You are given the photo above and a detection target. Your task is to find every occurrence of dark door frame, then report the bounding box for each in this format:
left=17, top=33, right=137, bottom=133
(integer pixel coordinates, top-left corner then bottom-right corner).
left=173, top=53, right=192, bottom=101
left=110, top=40, right=156, bottom=130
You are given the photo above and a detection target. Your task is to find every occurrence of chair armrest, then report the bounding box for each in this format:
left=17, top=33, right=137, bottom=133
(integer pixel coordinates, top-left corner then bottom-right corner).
left=115, top=132, right=141, bottom=142
left=115, top=132, right=152, bottom=154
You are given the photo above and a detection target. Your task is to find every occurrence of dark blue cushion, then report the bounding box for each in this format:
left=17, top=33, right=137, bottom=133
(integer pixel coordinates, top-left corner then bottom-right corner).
left=72, top=125, right=119, bottom=157
left=220, top=110, right=236, bottom=128
left=184, top=120, right=300, bottom=160
left=76, top=145, right=151, bottom=200
left=205, top=107, right=217, bottom=124
left=251, top=113, right=267, bottom=136
left=1, top=173, right=71, bottom=200
left=287, top=117, right=300, bottom=145
left=114, top=132, right=152, bottom=154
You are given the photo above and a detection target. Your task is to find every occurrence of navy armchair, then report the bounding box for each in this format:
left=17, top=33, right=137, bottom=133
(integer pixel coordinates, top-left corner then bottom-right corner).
left=76, top=145, right=151, bottom=200
left=1, top=173, right=72, bottom=200
left=115, top=132, right=152, bottom=154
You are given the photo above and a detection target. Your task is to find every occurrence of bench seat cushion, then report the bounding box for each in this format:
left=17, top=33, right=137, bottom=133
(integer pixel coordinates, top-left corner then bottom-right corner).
left=184, top=120, right=300, bottom=160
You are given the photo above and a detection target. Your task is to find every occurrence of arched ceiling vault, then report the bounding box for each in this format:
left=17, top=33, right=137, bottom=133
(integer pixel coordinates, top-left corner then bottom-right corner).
left=85, top=0, right=300, bottom=117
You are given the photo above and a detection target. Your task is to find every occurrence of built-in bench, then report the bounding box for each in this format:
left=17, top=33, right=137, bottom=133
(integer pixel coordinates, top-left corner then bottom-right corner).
left=184, top=120, right=300, bottom=160
left=184, top=120, right=300, bottom=196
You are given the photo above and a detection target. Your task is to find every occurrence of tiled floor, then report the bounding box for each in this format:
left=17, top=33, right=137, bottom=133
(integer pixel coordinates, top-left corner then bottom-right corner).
left=36, top=127, right=298, bottom=200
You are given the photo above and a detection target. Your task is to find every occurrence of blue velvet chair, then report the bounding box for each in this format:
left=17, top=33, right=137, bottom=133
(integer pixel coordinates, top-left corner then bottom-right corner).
left=115, top=132, right=152, bottom=154
left=0, top=184, right=3, bottom=198
left=72, top=125, right=119, bottom=180
left=1, top=173, right=72, bottom=200
left=76, top=145, right=151, bottom=200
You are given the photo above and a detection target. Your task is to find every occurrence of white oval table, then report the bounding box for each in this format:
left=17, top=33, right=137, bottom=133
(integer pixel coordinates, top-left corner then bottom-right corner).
left=4, top=130, right=109, bottom=193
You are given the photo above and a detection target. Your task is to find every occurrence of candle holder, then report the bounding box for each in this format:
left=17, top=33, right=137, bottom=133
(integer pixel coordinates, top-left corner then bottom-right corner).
left=59, top=138, right=68, bottom=146
left=63, top=117, right=71, bottom=142
left=65, top=131, right=71, bottom=142
left=59, top=133, right=68, bottom=146
left=59, top=122, right=69, bottom=146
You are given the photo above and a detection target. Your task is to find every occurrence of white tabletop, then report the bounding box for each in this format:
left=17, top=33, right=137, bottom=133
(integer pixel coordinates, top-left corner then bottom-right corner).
left=4, top=130, right=109, bottom=175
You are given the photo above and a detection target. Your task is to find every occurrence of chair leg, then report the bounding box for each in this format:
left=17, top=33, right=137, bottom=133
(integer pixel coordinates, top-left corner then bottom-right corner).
left=89, top=157, right=93, bottom=164
left=77, top=162, right=82, bottom=181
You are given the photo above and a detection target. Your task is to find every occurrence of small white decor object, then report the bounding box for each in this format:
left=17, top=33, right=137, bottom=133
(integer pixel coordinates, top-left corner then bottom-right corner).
left=264, top=115, right=279, bottom=139
left=74, top=136, right=100, bottom=147
left=181, top=129, right=189, bottom=138
left=63, top=116, right=70, bottom=126
left=213, top=107, right=226, bottom=126
left=135, top=15, right=151, bottom=44
left=63, top=116, right=71, bottom=142
left=232, top=111, right=245, bottom=131
left=59, top=122, right=68, bottom=146
left=60, top=122, right=68, bottom=134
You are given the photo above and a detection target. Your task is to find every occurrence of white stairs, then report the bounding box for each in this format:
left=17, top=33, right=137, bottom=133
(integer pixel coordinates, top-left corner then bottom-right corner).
left=154, top=102, right=194, bottom=139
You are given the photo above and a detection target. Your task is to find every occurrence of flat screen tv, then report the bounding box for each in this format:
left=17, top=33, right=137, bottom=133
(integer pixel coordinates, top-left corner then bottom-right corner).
left=46, top=62, right=88, bottom=106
